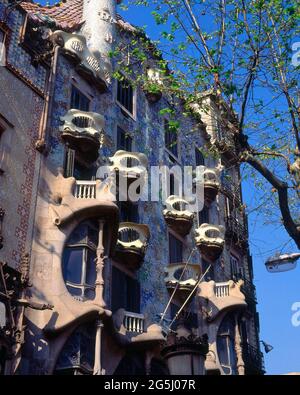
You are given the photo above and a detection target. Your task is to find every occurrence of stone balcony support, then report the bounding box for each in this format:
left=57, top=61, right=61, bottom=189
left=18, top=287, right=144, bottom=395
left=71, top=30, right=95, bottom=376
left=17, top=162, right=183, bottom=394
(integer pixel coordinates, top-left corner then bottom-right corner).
left=195, top=224, right=225, bottom=261
left=163, top=196, right=194, bottom=236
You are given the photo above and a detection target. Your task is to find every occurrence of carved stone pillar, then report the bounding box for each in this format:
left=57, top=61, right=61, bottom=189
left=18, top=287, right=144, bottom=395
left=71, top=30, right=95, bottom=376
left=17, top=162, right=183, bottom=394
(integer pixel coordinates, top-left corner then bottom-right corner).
left=93, top=319, right=104, bottom=375
left=234, top=314, right=245, bottom=375
left=95, top=220, right=106, bottom=307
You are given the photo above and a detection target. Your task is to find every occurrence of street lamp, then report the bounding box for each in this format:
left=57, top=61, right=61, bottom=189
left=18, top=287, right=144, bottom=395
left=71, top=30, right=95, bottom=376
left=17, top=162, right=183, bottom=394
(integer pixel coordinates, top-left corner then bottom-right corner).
left=260, top=340, right=274, bottom=354
left=265, top=252, right=300, bottom=273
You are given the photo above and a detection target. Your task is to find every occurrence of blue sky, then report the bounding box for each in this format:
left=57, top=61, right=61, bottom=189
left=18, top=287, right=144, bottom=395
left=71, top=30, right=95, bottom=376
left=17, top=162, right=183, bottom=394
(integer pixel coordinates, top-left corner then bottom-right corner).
left=40, top=0, right=300, bottom=374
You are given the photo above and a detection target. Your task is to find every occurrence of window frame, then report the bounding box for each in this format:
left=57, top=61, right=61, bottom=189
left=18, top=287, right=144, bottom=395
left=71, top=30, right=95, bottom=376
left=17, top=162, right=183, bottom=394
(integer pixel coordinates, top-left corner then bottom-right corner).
left=116, top=125, right=133, bottom=152
left=168, top=231, right=184, bottom=264
left=195, top=146, right=205, bottom=166
left=70, top=85, right=91, bottom=112
left=111, top=264, right=141, bottom=313
left=164, top=119, right=180, bottom=161
left=62, top=222, right=99, bottom=302
left=230, top=253, right=244, bottom=280
left=116, top=75, right=137, bottom=120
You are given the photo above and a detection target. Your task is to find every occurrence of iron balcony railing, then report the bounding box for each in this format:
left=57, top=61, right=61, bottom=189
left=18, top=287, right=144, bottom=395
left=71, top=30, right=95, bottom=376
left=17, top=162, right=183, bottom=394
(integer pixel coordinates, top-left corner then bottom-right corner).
left=232, top=274, right=257, bottom=304
left=225, top=215, right=248, bottom=245
left=242, top=342, right=265, bottom=375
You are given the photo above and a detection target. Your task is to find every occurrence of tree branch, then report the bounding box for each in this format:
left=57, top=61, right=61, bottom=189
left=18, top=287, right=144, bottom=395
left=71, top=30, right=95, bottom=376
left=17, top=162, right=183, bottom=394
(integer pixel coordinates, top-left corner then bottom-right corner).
left=241, top=152, right=300, bottom=248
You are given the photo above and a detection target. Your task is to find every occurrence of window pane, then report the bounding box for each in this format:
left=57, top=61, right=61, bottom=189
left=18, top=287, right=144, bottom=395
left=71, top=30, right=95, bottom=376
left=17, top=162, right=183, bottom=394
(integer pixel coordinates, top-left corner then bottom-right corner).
left=165, top=120, right=178, bottom=157
left=111, top=266, right=127, bottom=312
left=117, top=126, right=132, bottom=151
left=85, top=250, right=97, bottom=286
left=169, top=234, right=183, bottom=263
left=126, top=276, right=140, bottom=313
left=66, top=285, right=82, bottom=298
left=117, top=79, right=134, bottom=114
left=70, top=86, right=90, bottom=111
left=63, top=248, right=83, bottom=284
left=84, top=288, right=95, bottom=300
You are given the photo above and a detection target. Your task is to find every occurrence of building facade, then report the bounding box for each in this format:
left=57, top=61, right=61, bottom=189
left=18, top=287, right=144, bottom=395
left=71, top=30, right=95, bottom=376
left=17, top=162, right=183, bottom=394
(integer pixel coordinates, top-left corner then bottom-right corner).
left=0, top=0, right=264, bottom=375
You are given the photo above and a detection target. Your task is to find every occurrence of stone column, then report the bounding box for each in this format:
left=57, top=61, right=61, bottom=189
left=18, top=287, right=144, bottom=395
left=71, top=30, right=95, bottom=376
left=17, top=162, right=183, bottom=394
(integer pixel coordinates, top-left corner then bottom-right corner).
left=82, top=0, right=117, bottom=54
left=93, top=319, right=104, bottom=375
left=95, top=220, right=106, bottom=307
left=234, top=314, right=245, bottom=375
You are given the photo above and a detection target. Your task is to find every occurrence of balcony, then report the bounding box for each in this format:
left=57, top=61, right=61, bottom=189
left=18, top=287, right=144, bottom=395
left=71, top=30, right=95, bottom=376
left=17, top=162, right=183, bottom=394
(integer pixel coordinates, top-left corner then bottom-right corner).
left=163, top=196, right=194, bottom=236
left=215, top=125, right=238, bottom=162
left=225, top=215, right=248, bottom=248
left=165, top=263, right=200, bottom=300
left=114, top=222, right=150, bottom=270
left=242, top=343, right=265, bottom=375
left=221, top=178, right=241, bottom=204
left=193, top=168, right=220, bottom=204
left=74, top=181, right=97, bottom=199
left=112, top=308, right=166, bottom=347
left=194, top=224, right=225, bottom=261
left=144, top=68, right=163, bottom=103
left=109, top=150, right=148, bottom=189
left=198, top=280, right=247, bottom=321
left=60, top=110, right=105, bottom=161
left=123, top=311, right=145, bottom=334
left=50, top=31, right=111, bottom=91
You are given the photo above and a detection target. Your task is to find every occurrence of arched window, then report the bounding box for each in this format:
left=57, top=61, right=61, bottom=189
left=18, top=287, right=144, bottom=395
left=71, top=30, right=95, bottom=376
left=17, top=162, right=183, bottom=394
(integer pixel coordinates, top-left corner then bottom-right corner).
left=54, top=323, right=96, bottom=375
left=216, top=313, right=237, bottom=375
left=62, top=220, right=99, bottom=302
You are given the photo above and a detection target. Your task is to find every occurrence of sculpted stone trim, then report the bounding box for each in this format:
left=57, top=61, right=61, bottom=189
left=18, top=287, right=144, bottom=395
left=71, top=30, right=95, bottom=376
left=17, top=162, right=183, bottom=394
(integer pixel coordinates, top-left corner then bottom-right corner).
left=111, top=308, right=166, bottom=348
left=49, top=172, right=118, bottom=231
left=164, top=263, right=201, bottom=292
left=198, top=280, right=246, bottom=322
left=194, top=223, right=225, bottom=261
left=50, top=30, right=112, bottom=91
left=163, top=196, right=194, bottom=236
left=109, top=150, right=148, bottom=185
left=60, top=109, right=105, bottom=161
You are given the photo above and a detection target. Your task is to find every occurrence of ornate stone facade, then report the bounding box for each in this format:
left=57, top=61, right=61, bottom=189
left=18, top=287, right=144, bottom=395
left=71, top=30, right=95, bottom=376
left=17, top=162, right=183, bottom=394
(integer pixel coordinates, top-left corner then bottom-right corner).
left=0, top=0, right=264, bottom=376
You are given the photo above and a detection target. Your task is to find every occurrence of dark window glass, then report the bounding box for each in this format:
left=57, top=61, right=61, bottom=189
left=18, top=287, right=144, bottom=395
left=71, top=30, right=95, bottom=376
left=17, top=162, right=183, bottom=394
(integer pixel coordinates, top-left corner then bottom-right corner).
left=169, top=233, right=183, bottom=263
left=198, top=206, right=209, bottom=225
left=217, top=314, right=237, bottom=375
left=117, top=78, right=134, bottom=114
left=119, top=202, right=139, bottom=222
left=73, top=158, right=96, bottom=181
left=111, top=266, right=140, bottom=313
left=63, top=248, right=83, bottom=284
left=70, top=86, right=90, bottom=111
left=117, top=126, right=132, bottom=151
left=195, top=147, right=205, bottom=166
left=165, top=120, right=178, bottom=157
left=64, top=148, right=96, bottom=181
left=0, top=30, right=4, bottom=43
left=86, top=250, right=97, bottom=286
